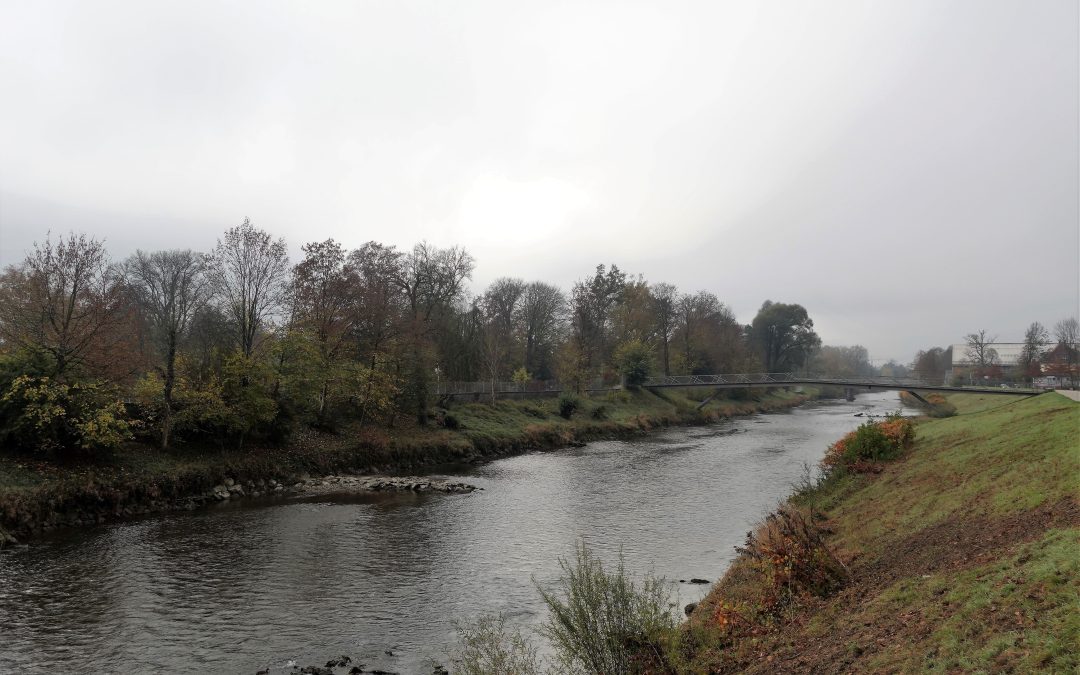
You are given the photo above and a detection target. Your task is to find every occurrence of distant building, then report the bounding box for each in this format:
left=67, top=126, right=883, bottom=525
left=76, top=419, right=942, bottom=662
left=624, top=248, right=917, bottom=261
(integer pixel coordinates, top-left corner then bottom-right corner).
left=948, top=341, right=1078, bottom=387
left=1040, top=342, right=1079, bottom=387
left=947, top=342, right=1023, bottom=383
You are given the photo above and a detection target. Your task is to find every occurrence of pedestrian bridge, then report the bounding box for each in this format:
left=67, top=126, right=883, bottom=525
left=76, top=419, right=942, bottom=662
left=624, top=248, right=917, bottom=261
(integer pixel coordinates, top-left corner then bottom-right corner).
left=435, top=373, right=1043, bottom=400
left=641, top=373, right=1041, bottom=396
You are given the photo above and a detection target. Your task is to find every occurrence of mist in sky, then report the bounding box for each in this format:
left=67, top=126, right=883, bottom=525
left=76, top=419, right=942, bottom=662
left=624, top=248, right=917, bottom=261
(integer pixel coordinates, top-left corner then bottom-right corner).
left=1, top=0, right=1077, bottom=363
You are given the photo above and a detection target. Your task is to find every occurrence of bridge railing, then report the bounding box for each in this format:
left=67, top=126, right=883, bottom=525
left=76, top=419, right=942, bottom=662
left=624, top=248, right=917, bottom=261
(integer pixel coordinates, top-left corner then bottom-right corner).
left=434, top=378, right=612, bottom=396
left=435, top=373, right=1041, bottom=397
left=642, top=372, right=797, bottom=387
left=796, top=374, right=936, bottom=387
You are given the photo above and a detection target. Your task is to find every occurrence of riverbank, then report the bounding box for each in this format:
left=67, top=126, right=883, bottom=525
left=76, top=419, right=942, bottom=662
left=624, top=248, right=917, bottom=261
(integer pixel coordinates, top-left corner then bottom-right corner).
left=0, top=386, right=820, bottom=543
left=680, top=391, right=1079, bottom=672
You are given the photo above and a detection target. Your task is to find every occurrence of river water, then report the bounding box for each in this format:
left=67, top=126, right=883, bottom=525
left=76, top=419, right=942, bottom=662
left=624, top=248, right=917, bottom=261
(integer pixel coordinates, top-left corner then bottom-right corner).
left=0, top=392, right=912, bottom=673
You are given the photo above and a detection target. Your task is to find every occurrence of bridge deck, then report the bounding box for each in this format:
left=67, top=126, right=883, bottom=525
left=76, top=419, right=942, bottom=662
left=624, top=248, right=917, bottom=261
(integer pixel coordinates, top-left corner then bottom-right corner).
left=436, top=373, right=1044, bottom=398
left=641, top=373, right=1040, bottom=396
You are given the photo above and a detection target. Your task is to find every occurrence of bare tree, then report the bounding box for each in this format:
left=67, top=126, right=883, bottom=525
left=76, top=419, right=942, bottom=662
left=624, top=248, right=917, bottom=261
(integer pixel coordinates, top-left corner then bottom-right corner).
left=676, top=291, right=721, bottom=373
left=0, top=232, right=127, bottom=378
left=1053, top=317, right=1079, bottom=387
left=912, top=346, right=949, bottom=383
left=347, top=241, right=404, bottom=368
left=480, top=278, right=526, bottom=400
left=812, top=345, right=874, bottom=378
left=390, top=242, right=474, bottom=424
left=518, top=281, right=566, bottom=379
left=650, top=282, right=678, bottom=376
left=964, top=329, right=999, bottom=372
left=1054, top=317, right=1079, bottom=347
left=1018, top=321, right=1049, bottom=381
left=205, top=218, right=290, bottom=357
left=393, top=242, right=474, bottom=324
left=124, top=249, right=210, bottom=447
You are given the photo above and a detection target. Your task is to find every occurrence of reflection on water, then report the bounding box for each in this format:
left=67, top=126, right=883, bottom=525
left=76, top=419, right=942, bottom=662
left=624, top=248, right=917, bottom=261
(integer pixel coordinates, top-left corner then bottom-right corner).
left=0, top=392, right=912, bottom=673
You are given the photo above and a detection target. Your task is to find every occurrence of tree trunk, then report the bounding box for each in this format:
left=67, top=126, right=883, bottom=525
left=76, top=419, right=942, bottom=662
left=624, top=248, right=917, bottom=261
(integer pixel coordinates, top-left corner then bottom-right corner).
left=412, top=342, right=428, bottom=426
left=162, top=337, right=177, bottom=449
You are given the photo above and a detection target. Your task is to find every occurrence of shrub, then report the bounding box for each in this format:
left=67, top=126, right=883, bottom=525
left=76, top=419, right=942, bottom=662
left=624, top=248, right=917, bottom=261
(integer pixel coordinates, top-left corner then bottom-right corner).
left=821, top=415, right=914, bottom=473
left=558, top=393, right=580, bottom=419
left=452, top=614, right=542, bottom=675
left=133, top=372, right=235, bottom=444
left=613, top=339, right=654, bottom=387
left=441, top=411, right=461, bottom=430
left=733, top=506, right=849, bottom=616
left=511, top=367, right=531, bottom=390
left=536, top=542, right=677, bottom=674
left=708, top=505, right=849, bottom=637
left=900, top=391, right=957, bottom=418
left=919, top=393, right=957, bottom=418
left=0, top=376, right=133, bottom=455
left=591, top=404, right=609, bottom=420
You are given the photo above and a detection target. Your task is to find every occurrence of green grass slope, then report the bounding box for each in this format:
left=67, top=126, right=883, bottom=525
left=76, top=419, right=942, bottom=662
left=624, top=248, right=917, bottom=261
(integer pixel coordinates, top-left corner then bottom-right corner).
left=688, top=392, right=1080, bottom=673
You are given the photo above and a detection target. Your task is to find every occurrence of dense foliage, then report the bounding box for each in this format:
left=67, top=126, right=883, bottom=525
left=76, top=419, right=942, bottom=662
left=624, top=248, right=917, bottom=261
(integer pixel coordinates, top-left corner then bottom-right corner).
left=0, top=227, right=835, bottom=456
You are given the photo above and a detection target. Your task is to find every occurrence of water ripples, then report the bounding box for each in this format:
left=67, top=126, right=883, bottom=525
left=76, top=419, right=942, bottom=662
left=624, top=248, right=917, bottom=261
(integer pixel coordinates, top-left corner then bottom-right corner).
left=0, top=392, right=912, bottom=673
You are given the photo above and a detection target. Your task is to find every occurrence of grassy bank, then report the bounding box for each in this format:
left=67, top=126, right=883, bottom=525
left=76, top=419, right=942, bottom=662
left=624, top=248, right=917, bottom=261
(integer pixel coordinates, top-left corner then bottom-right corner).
left=0, top=386, right=818, bottom=542
left=681, top=391, right=1079, bottom=673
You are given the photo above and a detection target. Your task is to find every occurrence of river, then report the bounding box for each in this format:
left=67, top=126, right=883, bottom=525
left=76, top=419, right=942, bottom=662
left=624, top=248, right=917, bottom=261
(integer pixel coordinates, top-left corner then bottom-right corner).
left=0, top=391, right=913, bottom=673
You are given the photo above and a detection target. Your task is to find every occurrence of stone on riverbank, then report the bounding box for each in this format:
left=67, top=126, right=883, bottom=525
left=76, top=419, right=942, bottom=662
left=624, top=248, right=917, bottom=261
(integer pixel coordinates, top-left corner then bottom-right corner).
left=293, top=475, right=480, bottom=497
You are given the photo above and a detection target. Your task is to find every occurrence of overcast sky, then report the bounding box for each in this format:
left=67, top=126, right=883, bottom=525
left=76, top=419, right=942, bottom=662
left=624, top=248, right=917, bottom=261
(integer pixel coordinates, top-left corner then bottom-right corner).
left=1, top=0, right=1077, bottom=363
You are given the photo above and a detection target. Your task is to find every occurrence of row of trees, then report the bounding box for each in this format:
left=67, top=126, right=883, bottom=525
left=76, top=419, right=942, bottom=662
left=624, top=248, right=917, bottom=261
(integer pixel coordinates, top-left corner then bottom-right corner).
left=0, top=223, right=831, bottom=454
left=912, top=319, right=1079, bottom=384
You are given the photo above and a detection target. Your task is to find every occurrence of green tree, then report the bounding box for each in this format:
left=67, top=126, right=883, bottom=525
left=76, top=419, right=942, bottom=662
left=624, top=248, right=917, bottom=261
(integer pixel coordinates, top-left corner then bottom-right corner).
left=289, top=239, right=360, bottom=425
left=748, top=301, right=821, bottom=372
left=220, top=352, right=277, bottom=448
left=613, top=339, right=653, bottom=387
left=570, top=264, right=626, bottom=378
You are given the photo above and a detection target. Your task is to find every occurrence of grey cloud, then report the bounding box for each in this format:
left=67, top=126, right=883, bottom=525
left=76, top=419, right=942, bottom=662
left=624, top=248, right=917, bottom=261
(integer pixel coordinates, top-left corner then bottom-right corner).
left=0, top=0, right=1076, bottom=363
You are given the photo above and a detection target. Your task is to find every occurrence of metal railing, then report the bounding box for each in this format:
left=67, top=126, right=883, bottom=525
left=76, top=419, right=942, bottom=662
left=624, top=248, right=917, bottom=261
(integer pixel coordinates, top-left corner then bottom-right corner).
left=433, top=372, right=1043, bottom=397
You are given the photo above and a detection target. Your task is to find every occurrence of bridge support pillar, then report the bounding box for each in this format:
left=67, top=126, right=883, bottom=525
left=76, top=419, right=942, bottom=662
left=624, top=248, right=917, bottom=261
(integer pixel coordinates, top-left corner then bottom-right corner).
left=844, top=387, right=855, bottom=402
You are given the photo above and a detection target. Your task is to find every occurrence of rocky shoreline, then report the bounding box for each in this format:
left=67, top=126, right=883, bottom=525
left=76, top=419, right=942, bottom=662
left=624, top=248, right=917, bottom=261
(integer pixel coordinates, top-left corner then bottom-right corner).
left=0, top=473, right=480, bottom=547
left=201, top=473, right=480, bottom=503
